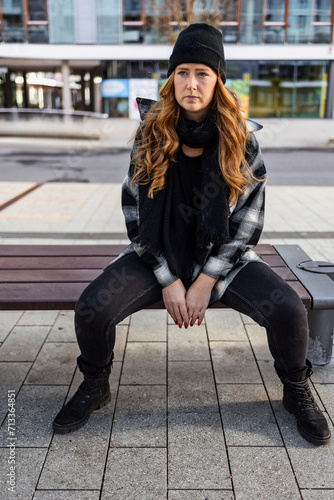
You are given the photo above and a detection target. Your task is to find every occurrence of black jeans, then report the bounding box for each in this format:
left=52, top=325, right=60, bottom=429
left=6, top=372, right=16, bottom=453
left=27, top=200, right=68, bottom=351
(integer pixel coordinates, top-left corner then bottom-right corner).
left=75, top=252, right=308, bottom=374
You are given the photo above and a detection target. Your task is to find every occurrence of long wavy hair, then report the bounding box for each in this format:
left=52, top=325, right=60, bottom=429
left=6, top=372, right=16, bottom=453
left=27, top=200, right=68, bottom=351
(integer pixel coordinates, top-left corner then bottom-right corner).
left=131, top=72, right=257, bottom=205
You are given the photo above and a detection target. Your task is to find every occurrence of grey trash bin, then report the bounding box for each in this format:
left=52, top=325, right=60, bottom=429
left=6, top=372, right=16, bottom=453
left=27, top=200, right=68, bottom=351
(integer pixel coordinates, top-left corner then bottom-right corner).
left=297, top=261, right=334, bottom=365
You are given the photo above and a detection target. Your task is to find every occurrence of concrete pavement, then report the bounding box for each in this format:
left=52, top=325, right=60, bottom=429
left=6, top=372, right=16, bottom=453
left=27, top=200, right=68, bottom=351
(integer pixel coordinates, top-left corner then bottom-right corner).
left=0, top=176, right=334, bottom=497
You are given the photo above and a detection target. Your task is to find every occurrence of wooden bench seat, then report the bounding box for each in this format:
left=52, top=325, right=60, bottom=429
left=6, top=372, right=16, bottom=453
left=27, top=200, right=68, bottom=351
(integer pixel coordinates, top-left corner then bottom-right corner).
left=1, top=243, right=334, bottom=365
left=0, top=244, right=311, bottom=311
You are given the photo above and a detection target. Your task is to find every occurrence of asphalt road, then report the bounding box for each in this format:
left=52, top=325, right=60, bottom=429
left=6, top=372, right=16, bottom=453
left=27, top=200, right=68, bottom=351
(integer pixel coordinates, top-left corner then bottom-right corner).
left=0, top=145, right=333, bottom=185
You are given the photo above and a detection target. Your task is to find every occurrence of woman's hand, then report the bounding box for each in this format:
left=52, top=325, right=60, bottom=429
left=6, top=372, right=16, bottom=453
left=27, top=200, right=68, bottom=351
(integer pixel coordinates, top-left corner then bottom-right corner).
left=186, top=274, right=218, bottom=326
left=162, top=279, right=189, bottom=328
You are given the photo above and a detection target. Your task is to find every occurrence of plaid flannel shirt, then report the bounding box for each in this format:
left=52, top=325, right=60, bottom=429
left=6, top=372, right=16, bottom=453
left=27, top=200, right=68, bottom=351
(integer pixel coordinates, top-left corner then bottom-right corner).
left=113, top=121, right=267, bottom=303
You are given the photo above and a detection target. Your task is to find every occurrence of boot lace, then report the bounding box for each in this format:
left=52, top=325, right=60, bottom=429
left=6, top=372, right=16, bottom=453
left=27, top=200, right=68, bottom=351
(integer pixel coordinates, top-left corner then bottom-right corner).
left=289, top=380, right=321, bottom=413
left=68, top=380, right=99, bottom=408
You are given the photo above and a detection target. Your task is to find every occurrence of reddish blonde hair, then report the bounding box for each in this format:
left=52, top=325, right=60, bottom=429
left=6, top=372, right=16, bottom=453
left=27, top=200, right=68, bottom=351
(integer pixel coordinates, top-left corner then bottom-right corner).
left=132, top=72, right=256, bottom=205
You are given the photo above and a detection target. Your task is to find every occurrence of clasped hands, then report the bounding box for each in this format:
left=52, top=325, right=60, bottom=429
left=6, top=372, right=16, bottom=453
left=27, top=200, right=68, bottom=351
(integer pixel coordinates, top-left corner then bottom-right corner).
left=162, top=273, right=218, bottom=329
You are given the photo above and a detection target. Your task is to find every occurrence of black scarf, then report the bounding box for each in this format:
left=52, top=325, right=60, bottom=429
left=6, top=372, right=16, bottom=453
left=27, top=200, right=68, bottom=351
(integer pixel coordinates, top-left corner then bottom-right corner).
left=134, top=111, right=231, bottom=280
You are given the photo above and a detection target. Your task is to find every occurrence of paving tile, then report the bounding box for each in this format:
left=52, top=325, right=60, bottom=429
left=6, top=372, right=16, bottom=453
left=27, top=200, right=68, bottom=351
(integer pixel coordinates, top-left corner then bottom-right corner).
left=314, top=383, right=334, bottom=421
left=210, top=341, right=262, bottom=383
left=287, top=444, right=334, bottom=489
left=168, top=411, right=231, bottom=490
left=18, top=311, right=59, bottom=326
left=0, top=447, right=47, bottom=500
left=0, top=326, right=50, bottom=361
left=168, top=361, right=217, bottom=411
left=257, top=359, right=284, bottom=402
left=311, top=360, right=334, bottom=384
left=0, top=385, right=67, bottom=447
left=229, top=447, right=300, bottom=500
left=0, top=362, right=31, bottom=424
left=46, top=311, right=75, bottom=342
left=246, top=324, right=273, bottom=362
left=114, top=324, right=127, bottom=362
left=0, top=181, right=37, bottom=205
left=168, top=362, right=229, bottom=489
left=217, top=383, right=283, bottom=446
left=301, top=491, right=334, bottom=500
left=0, top=311, right=23, bottom=342
left=33, top=492, right=100, bottom=500
left=121, top=342, right=166, bottom=385
left=118, top=317, right=129, bottom=325
left=206, top=309, right=247, bottom=341
left=128, top=309, right=167, bottom=341
left=167, top=491, right=234, bottom=500
left=168, top=324, right=210, bottom=361
left=240, top=313, right=257, bottom=325
left=110, top=385, right=166, bottom=447
left=38, top=413, right=112, bottom=490
left=101, top=448, right=166, bottom=500
left=26, top=342, right=79, bottom=385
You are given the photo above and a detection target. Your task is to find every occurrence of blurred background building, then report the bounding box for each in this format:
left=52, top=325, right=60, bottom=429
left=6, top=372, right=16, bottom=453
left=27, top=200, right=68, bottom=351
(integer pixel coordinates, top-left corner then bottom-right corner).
left=0, top=0, right=333, bottom=119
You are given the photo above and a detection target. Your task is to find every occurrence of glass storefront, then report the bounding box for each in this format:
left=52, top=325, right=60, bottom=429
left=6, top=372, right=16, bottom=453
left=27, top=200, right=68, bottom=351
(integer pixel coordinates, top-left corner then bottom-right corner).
left=100, top=59, right=329, bottom=119
left=248, top=60, right=329, bottom=118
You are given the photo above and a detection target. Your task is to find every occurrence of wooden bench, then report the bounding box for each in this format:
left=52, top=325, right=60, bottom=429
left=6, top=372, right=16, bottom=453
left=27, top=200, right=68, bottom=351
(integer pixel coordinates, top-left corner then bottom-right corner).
left=0, top=244, right=333, bottom=365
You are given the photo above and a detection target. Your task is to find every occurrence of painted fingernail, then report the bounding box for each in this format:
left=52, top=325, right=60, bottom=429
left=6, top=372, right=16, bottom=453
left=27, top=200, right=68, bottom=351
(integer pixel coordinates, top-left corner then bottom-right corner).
left=179, top=323, right=182, bottom=328
left=185, top=322, right=188, bottom=329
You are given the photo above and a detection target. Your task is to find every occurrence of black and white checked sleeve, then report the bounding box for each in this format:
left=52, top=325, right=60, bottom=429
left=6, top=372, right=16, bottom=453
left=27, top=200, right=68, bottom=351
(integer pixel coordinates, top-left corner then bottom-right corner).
left=201, top=132, right=267, bottom=280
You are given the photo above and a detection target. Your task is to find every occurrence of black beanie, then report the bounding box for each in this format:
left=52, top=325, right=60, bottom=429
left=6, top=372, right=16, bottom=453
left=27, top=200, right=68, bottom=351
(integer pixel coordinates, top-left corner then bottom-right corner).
left=167, top=23, right=226, bottom=83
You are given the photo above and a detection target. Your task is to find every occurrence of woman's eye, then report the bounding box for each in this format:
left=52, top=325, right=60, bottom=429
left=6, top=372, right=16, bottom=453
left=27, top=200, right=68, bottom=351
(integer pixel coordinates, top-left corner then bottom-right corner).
left=199, top=72, right=208, bottom=77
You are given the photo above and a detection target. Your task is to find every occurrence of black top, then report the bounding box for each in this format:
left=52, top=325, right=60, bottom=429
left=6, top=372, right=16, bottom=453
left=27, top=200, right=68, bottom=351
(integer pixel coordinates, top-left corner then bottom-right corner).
left=171, top=150, right=203, bottom=282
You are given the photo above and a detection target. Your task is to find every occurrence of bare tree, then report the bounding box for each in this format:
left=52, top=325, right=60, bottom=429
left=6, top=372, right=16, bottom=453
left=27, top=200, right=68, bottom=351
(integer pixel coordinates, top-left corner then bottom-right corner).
left=147, top=0, right=235, bottom=43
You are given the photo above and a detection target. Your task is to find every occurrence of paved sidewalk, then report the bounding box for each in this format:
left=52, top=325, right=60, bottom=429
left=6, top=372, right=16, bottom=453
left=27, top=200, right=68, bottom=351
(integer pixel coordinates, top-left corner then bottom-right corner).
left=0, top=180, right=334, bottom=500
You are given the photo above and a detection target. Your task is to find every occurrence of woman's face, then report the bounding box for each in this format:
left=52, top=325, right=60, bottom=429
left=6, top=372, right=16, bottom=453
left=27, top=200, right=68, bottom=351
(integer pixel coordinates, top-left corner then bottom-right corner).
left=174, top=63, right=218, bottom=122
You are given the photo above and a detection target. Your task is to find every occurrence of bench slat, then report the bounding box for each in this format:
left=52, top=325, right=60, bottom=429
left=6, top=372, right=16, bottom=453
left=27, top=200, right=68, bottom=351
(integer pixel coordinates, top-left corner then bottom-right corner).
left=0, top=269, right=102, bottom=283
left=285, top=281, right=312, bottom=308
left=0, top=243, right=277, bottom=257
left=0, top=244, right=125, bottom=257
left=261, top=254, right=289, bottom=267
left=0, top=256, right=113, bottom=270
left=0, top=244, right=312, bottom=311
left=0, top=282, right=91, bottom=310
left=0, top=265, right=296, bottom=283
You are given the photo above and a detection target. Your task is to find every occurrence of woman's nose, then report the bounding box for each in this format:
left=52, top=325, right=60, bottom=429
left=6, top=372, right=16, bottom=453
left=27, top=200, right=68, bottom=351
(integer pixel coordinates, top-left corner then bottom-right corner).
left=186, top=75, right=197, bottom=90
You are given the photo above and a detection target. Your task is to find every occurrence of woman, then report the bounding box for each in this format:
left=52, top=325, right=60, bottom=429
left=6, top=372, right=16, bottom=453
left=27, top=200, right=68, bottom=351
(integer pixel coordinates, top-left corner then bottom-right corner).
left=53, top=23, right=331, bottom=446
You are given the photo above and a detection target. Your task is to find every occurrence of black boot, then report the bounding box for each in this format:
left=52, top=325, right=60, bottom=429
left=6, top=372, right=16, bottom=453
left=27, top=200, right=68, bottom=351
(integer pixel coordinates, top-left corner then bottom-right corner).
left=275, top=360, right=331, bottom=446
left=53, top=356, right=111, bottom=434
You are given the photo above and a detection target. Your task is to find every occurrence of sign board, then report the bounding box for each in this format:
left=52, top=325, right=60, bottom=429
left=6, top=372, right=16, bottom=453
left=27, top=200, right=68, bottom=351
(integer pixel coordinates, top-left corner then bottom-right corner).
left=101, top=79, right=129, bottom=98
left=129, top=79, right=159, bottom=119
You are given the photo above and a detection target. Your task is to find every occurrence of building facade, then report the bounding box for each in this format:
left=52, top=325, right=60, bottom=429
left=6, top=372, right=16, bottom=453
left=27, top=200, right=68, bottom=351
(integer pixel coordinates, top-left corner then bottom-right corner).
left=0, top=0, right=333, bottom=119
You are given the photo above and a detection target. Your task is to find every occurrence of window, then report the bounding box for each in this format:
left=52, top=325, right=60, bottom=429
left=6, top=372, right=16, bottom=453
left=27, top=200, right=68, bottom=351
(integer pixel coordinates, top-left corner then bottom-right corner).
left=263, top=0, right=286, bottom=43
left=27, top=0, right=47, bottom=21
left=27, top=0, right=48, bottom=43
left=311, top=0, right=332, bottom=43
left=219, top=0, right=239, bottom=43
left=1, top=0, right=25, bottom=42
left=240, top=0, right=264, bottom=44
left=124, top=0, right=142, bottom=22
